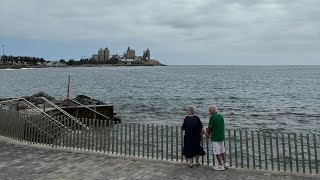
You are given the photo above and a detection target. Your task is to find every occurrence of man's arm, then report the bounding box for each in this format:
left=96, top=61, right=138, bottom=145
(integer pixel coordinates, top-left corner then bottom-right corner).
left=207, top=116, right=214, bottom=136
left=207, top=126, right=212, bottom=135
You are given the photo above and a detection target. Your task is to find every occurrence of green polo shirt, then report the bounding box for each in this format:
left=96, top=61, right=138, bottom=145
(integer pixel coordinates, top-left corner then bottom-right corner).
left=209, top=112, right=225, bottom=141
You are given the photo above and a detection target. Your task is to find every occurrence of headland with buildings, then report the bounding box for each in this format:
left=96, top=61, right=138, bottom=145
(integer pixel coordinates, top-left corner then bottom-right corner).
left=88, top=46, right=165, bottom=66
left=0, top=46, right=166, bottom=69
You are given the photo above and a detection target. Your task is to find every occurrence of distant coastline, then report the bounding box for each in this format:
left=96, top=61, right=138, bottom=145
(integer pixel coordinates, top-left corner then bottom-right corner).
left=0, top=46, right=166, bottom=69
left=0, top=63, right=167, bottom=69
left=78, top=63, right=167, bottom=67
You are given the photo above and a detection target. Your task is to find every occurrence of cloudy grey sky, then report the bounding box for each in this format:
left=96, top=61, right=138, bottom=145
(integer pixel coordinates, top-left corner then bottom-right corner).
left=1, top=0, right=319, bottom=65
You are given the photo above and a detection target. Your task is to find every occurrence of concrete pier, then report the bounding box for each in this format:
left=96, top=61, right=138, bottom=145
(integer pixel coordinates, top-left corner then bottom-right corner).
left=0, top=137, right=319, bottom=180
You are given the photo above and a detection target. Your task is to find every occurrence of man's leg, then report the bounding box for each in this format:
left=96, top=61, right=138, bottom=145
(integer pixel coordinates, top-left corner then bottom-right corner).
left=220, top=142, right=229, bottom=168
left=212, top=141, right=225, bottom=170
left=216, top=154, right=223, bottom=165
left=214, top=153, right=225, bottom=170
left=221, top=152, right=226, bottom=163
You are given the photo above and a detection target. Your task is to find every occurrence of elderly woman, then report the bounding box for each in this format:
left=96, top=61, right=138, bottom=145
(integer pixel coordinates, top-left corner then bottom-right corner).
left=182, top=105, right=208, bottom=167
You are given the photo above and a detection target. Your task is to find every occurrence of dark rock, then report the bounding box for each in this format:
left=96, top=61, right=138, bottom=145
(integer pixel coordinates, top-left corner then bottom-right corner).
left=29, top=92, right=56, bottom=104
left=21, top=96, right=31, bottom=101
left=113, top=113, right=121, bottom=123
left=0, top=98, right=12, bottom=102
left=74, top=95, right=106, bottom=105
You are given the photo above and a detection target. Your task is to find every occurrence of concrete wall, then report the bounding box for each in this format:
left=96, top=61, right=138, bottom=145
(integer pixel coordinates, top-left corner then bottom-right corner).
left=62, top=105, right=113, bottom=120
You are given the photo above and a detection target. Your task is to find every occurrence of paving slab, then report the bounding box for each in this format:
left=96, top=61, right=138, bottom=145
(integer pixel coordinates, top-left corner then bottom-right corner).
left=0, top=137, right=319, bottom=180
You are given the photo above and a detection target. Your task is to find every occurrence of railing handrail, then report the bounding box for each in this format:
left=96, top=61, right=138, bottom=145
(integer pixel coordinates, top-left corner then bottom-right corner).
left=0, top=98, right=74, bottom=137
left=34, top=97, right=89, bottom=130
left=62, top=96, right=111, bottom=120
left=0, top=98, right=70, bottom=132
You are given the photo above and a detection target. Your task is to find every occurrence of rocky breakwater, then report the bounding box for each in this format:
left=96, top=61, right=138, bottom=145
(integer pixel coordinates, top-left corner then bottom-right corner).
left=1, top=92, right=121, bottom=123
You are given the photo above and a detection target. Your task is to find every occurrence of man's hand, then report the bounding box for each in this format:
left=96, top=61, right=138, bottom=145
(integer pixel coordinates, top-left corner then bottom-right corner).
left=205, top=134, right=209, bottom=138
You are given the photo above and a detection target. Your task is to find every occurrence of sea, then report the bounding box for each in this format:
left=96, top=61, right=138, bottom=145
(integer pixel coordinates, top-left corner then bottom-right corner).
left=1, top=65, right=319, bottom=134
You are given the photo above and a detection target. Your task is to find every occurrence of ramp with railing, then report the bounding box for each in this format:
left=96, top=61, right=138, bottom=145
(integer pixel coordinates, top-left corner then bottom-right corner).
left=0, top=98, right=75, bottom=142
left=0, top=97, right=92, bottom=143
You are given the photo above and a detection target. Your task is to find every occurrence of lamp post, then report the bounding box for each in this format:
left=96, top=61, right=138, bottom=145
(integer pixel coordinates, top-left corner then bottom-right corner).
left=0, top=45, right=4, bottom=64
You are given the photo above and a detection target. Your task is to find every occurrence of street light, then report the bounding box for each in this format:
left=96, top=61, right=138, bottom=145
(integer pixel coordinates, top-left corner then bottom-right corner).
left=0, top=45, right=4, bottom=64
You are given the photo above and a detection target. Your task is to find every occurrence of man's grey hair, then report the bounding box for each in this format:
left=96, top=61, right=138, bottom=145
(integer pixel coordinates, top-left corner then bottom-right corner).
left=209, top=105, right=217, bottom=112
left=187, top=105, right=196, bottom=115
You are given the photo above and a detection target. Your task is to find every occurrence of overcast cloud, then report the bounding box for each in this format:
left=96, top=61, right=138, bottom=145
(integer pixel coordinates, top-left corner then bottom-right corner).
left=1, top=0, right=319, bottom=64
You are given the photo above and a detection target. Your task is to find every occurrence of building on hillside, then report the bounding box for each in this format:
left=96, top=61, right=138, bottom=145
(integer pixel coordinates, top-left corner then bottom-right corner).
left=92, top=54, right=99, bottom=61
left=92, top=47, right=110, bottom=61
left=126, top=47, right=135, bottom=59
left=135, top=56, right=142, bottom=61
left=143, top=48, right=151, bottom=61
left=91, top=46, right=152, bottom=63
left=45, top=61, right=67, bottom=67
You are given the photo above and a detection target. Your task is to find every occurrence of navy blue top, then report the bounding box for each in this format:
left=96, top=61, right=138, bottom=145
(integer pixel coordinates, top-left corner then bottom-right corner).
left=182, top=115, right=203, bottom=141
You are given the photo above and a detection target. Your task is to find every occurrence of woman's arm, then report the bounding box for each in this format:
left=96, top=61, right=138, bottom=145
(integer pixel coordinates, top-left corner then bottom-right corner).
left=182, top=117, right=186, bottom=130
left=201, top=127, right=209, bottom=137
left=197, top=117, right=208, bottom=137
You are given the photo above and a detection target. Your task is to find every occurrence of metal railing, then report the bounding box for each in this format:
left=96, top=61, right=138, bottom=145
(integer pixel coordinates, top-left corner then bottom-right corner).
left=0, top=109, right=318, bottom=175
left=0, top=98, right=71, bottom=133
left=34, top=97, right=89, bottom=130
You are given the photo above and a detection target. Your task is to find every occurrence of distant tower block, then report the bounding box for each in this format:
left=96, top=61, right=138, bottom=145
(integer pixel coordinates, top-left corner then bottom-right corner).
left=95, top=47, right=110, bottom=61
left=146, top=48, right=150, bottom=60
left=126, top=47, right=135, bottom=60
left=143, top=48, right=151, bottom=61
left=104, top=47, right=110, bottom=61
left=98, top=48, right=104, bottom=61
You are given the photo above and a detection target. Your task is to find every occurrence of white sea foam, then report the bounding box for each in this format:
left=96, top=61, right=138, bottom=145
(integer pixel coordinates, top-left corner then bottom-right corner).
left=0, top=68, right=17, bottom=70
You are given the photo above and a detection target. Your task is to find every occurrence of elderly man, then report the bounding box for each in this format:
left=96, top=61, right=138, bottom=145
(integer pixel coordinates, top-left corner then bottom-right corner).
left=207, top=105, right=229, bottom=171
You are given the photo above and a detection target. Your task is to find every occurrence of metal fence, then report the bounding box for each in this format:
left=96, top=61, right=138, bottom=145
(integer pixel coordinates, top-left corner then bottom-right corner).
left=0, top=109, right=319, bottom=174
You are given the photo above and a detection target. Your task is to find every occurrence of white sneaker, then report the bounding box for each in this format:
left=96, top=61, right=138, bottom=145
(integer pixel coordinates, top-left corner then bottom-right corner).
left=224, top=162, right=229, bottom=168
left=213, top=165, right=225, bottom=171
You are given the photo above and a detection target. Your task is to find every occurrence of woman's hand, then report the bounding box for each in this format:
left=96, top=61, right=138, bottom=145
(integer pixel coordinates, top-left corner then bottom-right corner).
left=201, top=128, right=209, bottom=138
left=202, top=132, right=209, bottom=138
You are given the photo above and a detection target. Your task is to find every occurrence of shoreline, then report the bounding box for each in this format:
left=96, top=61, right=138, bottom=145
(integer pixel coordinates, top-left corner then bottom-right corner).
left=77, top=63, right=167, bottom=67
left=0, top=63, right=167, bottom=69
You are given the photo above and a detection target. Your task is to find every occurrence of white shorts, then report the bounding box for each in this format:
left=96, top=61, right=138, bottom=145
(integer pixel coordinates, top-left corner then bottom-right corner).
left=212, top=141, right=225, bottom=155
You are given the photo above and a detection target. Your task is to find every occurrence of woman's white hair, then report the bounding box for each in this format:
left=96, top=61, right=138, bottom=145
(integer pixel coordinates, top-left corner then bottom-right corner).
left=187, top=105, right=196, bottom=115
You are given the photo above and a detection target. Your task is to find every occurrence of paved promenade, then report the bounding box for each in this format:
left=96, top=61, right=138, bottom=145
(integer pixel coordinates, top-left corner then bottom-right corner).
left=0, top=137, right=319, bottom=180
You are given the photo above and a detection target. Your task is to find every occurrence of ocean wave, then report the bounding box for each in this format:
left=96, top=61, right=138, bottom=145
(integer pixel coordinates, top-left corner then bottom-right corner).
left=0, top=68, right=17, bottom=70
left=20, top=68, right=36, bottom=70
